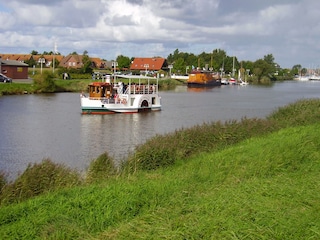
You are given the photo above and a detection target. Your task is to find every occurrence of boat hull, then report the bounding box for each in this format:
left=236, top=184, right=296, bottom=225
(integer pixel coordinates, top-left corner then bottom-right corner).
left=81, top=106, right=161, bottom=114
left=187, top=80, right=221, bottom=87
left=80, top=94, right=161, bottom=114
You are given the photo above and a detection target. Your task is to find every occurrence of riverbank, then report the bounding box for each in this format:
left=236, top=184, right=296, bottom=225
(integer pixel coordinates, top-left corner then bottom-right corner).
left=0, top=76, right=180, bottom=96
left=0, top=99, right=319, bottom=239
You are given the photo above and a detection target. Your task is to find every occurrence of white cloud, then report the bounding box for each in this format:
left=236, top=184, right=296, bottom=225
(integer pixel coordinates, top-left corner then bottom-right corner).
left=0, top=0, right=320, bottom=68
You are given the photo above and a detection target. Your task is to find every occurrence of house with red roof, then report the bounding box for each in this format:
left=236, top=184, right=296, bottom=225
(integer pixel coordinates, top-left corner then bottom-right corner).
left=59, top=55, right=84, bottom=68
left=59, top=55, right=107, bottom=69
left=130, top=57, right=168, bottom=74
left=33, top=55, right=64, bottom=67
left=0, top=59, right=29, bottom=79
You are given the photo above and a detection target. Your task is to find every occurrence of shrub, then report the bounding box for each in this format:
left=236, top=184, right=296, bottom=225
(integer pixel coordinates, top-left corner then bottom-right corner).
left=0, top=158, right=81, bottom=205
left=33, top=71, right=56, bottom=92
left=86, top=152, right=117, bottom=183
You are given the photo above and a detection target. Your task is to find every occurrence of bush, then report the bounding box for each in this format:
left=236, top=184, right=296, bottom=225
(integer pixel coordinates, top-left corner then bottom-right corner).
left=86, top=152, right=117, bottom=183
left=0, top=159, right=81, bottom=205
left=33, top=71, right=56, bottom=92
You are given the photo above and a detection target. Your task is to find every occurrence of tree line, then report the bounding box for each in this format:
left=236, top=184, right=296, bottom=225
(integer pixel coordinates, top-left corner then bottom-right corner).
left=29, top=49, right=304, bottom=81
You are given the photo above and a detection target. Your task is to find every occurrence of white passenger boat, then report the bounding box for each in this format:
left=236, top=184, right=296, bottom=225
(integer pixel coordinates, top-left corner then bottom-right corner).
left=80, top=75, right=161, bottom=114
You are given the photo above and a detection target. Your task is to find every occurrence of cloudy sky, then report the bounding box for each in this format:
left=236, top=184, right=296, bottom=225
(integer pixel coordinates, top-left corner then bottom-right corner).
left=0, top=0, right=319, bottom=68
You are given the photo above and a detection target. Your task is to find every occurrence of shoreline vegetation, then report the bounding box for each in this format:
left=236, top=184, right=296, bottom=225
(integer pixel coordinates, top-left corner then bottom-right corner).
left=0, top=97, right=319, bottom=239
left=0, top=66, right=281, bottom=96
left=0, top=72, right=179, bottom=96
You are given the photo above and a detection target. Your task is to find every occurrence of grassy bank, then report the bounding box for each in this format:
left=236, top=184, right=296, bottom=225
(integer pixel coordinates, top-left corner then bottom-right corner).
left=0, top=78, right=93, bottom=95
left=0, top=122, right=319, bottom=239
left=0, top=99, right=319, bottom=239
left=0, top=75, right=179, bottom=96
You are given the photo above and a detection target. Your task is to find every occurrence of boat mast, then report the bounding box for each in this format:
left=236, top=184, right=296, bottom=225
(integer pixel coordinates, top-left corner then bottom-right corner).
left=232, top=56, right=235, bottom=78
left=221, top=58, right=224, bottom=77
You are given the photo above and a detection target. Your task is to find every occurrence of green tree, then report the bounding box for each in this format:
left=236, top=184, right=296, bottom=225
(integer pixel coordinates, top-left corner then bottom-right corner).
left=81, top=50, right=93, bottom=74
left=172, top=58, right=185, bottom=74
left=116, top=55, right=131, bottom=70
left=263, top=54, right=275, bottom=65
left=25, top=58, right=37, bottom=67
left=33, top=72, right=56, bottom=93
left=291, top=64, right=302, bottom=76
left=211, top=49, right=227, bottom=72
left=253, top=59, right=274, bottom=81
left=241, top=60, right=254, bottom=76
left=223, top=56, right=239, bottom=77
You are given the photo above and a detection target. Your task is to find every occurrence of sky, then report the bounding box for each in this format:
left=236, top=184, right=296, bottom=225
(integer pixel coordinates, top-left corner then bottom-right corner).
left=0, top=0, right=319, bottom=69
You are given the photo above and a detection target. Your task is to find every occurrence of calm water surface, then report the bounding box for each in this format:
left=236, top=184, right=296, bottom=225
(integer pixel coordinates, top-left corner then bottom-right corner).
left=1, top=81, right=319, bottom=179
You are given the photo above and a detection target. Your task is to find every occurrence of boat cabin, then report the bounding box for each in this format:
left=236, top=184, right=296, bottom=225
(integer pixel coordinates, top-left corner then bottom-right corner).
left=188, top=70, right=214, bottom=83
left=88, top=82, right=114, bottom=99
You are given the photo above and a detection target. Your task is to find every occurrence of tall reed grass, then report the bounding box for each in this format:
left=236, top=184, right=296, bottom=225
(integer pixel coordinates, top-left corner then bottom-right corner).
left=124, top=98, right=320, bottom=172
left=0, top=159, right=81, bottom=205
left=85, top=152, right=117, bottom=183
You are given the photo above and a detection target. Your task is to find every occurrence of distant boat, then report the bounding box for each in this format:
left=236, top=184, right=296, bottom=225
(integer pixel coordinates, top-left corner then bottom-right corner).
left=239, top=80, right=249, bottom=86
left=296, top=75, right=309, bottom=81
left=221, top=78, right=229, bottom=85
left=238, top=68, right=249, bottom=86
left=228, top=78, right=237, bottom=85
left=309, top=75, right=320, bottom=81
left=187, top=69, right=221, bottom=87
left=80, top=75, right=161, bottom=114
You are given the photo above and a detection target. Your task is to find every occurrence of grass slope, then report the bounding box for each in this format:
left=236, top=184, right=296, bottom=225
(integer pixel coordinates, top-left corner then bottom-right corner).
left=0, top=123, right=319, bottom=239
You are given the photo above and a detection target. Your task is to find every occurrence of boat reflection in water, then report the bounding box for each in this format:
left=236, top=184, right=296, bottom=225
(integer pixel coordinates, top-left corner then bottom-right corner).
left=79, top=110, right=160, bottom=164
left=187, top=85, right=221, bottom=93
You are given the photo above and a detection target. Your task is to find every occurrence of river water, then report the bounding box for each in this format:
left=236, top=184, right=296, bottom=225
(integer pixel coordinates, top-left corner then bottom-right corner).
left=1, top=80, right=319, bottom=179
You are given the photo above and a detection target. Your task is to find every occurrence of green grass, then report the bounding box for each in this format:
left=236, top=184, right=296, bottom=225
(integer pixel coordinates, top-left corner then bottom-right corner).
left=0, top=122, right=319, bottom=239
left=125, top=98, right=320, bottom=172
left=0, top=82, right=35, bottom=95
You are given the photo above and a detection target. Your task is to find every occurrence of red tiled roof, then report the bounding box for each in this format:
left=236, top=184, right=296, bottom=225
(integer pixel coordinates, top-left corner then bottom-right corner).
left=130, top=57, right=167, bottom=71
left=0, top=54, right=32, bottom=61
left=33, top=55, right=64, bottom=62
left=59, top=55, right=84, bottom=68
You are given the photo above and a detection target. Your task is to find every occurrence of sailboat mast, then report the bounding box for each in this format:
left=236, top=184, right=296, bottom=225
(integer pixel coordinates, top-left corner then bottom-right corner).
left=232, top=56, right=235, bottom=77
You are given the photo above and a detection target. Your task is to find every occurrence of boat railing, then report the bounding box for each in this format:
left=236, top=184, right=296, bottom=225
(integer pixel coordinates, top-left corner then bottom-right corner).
left=99, top=97, right=123, bottom=104
left=124, top=84, right=158, bottom=95
left=87, top=97, right=115, bottom=103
